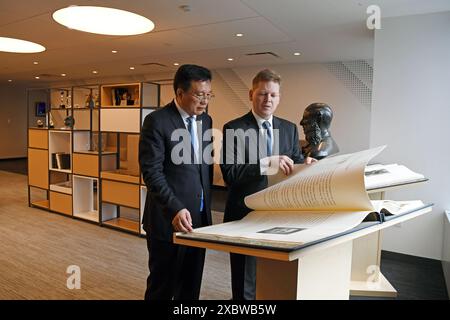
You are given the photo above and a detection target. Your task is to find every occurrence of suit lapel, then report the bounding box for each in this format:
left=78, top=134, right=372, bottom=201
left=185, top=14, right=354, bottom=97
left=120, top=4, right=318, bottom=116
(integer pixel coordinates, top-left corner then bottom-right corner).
left=167, top=101, right=186, bottom=130
left=243, top=112, right=261, bottom=160
left=167, top=101, right=200, bottom=166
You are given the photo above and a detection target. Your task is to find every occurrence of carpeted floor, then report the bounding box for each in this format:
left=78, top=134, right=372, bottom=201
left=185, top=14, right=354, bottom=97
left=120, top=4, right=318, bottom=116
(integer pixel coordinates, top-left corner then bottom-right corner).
left=0, top=170, right=231, bottom=299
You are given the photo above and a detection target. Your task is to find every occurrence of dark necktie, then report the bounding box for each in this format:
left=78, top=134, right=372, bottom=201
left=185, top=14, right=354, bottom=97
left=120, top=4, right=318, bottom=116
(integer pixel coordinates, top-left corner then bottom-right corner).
left=187, top=116, right=204, bottom=212
left=262, top=120, right=272, bottom=157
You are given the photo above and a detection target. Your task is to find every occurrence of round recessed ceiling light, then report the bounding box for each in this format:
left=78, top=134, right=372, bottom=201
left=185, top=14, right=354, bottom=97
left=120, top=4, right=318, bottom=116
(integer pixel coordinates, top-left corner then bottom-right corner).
left=227, top=58, right=234, bottom=61
left=0, top=37, right=46, bottom=53
left=61, top=73, right=66, bottom=77
left=35, top=76, right=40, bottom=79
left=129, top=66, right=135, bottom=70
left=112, top=50, right=118, bottom=53
left=8, top=79, right=12, bottom=82
left=235, top=33, right=243, bottom=37
left=92, top=70, right=98, bottom=74
left=52, top=6, right=155, bottom=36
left=174, top=62, right=179, bottom=66
left=294, top=52, right=301, bottom=56
left=33, top=61, right=39, bottom=65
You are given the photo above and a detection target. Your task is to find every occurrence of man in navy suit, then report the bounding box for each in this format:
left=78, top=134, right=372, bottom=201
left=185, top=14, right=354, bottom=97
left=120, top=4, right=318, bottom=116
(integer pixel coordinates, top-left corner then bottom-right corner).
left=220, top=69, right=316, bottom=300
left=139, top=64, right=214, bottom=300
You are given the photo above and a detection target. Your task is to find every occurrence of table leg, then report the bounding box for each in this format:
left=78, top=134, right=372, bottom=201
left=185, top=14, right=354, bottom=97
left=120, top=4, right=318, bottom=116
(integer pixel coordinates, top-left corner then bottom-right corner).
left=256, top=241, right=353, bottom=300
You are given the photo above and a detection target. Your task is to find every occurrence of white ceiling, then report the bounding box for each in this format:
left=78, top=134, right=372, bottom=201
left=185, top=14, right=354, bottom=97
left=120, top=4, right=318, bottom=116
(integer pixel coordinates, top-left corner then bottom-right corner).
left=1, top=0, right=449, bottom=85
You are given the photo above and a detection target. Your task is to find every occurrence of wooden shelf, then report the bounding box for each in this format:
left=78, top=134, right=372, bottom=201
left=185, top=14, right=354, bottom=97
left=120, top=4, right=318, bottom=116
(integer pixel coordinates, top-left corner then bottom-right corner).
left=31, top=199, right=49, bottom=210
left=74, top=211, right=99, bottom=223
left=101, top=170, right=140, bottom=184
left=28, top=148, right=49, bottom=189
left=103, top=217, right=139, bottom=233
left=28, top=81, right=161, bottom=239
left=50, top=168, right=71, bottom=174
left=74, top=150, right=116, bottom=155
left=50, top=181, right=72, bottom=195
left=49, top=128, right=72, bottom=132
left=50, top=191, right=72, bottom=216
left=101, top=83, right=141, bottom=108
left=73, top=107, right=100, bottom=110
left=101, top=105, right=140, bottom=108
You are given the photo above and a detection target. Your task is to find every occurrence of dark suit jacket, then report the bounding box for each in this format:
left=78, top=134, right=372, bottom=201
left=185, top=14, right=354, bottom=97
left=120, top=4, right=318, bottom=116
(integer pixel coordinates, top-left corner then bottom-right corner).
left=139, top=101, right=213, bottom=241
left=220, top=111, right=304, bottom=222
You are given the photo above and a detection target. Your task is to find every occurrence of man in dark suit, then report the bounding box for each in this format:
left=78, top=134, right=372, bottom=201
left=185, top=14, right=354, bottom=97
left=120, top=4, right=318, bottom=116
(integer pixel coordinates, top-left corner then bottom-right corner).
left=139, top=64, right=214, bottom=300
left=220, top=69, right=316, bottom=300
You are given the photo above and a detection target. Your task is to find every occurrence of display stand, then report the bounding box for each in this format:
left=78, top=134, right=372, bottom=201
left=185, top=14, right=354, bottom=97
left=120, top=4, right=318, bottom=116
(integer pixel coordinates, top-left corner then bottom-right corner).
left=174, top=205, right=432, bottom=299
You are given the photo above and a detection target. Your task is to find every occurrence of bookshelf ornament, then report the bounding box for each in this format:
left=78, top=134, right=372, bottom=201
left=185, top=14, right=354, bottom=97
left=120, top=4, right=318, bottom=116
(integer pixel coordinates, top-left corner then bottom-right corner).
left=64, top=115, right=75, bottom=128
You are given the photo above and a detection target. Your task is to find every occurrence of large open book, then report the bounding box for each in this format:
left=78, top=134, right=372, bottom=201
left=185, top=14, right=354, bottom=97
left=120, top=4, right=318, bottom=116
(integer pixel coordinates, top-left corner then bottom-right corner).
left=364, top=163, right=427, bottom=191
left=176, top=146, right=431, bottom=251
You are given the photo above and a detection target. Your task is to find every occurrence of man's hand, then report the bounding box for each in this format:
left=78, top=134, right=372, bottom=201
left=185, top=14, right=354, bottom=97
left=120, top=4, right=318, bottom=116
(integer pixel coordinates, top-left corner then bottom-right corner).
left=305, top=156, right=318, bottom=165
left=172, top=208, right=193, bottom=233
left=268, top=155, right=295, bottom=175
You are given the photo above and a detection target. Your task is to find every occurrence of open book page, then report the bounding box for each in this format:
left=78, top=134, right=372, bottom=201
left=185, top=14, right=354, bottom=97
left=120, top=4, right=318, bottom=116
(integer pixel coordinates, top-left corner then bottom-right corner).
left=245, top=146, right=386, bottom=212
left=370, top=200, right=425, bottom=216
left=365, top=164, right=426, bottom=190
left=178, top=200, right=428, bottom=249
left=185, top=210, right=371, bottom=245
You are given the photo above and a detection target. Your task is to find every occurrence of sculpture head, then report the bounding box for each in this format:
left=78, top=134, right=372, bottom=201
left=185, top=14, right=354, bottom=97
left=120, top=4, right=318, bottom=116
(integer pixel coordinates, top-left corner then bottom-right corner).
left=300, top=103, right=333, bottom=145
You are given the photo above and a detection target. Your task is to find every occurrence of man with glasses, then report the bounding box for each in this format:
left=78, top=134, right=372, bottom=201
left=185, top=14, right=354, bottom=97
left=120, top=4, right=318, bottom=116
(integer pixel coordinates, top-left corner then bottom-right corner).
left=139, top=64, right=214, bottom=300
left=220, top=69, right=316, bottom=300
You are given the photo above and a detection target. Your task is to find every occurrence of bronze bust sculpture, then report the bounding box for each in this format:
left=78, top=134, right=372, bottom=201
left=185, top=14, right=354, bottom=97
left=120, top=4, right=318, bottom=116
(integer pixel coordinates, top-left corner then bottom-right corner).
left=300, top=103, right=339, bottom=160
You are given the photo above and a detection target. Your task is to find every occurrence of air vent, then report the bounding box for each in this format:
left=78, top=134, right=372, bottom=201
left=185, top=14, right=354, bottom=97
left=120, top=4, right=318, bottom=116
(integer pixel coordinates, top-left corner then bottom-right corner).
left=140, top=62, right=168, bottom=67
left=245, top=52, right=280, bottom=58
left=36, top=73, right=61, bottom=78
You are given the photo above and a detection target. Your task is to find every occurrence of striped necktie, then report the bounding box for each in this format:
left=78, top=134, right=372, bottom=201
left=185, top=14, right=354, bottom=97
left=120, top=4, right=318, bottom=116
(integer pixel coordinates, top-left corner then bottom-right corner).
left=262, top=120, right=272, bottom=157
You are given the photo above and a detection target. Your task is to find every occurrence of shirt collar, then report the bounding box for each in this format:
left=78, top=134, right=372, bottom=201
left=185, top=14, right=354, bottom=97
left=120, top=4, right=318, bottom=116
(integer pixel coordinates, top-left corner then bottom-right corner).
left=251, top=109, right=273, bottom=129
left=174, top=98, right=196, bottom=123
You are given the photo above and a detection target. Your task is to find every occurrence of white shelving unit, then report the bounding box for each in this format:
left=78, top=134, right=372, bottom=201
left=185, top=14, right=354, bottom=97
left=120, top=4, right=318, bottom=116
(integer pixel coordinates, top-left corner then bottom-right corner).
left=48, top=130, right=72, bottom=172
left=73, top=175, right=99, bottom=222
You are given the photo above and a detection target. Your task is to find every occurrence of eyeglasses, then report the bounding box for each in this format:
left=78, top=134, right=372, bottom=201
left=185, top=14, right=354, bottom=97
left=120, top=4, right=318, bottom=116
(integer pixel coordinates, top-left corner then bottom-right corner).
left=190, top=92, right=215, bottom=102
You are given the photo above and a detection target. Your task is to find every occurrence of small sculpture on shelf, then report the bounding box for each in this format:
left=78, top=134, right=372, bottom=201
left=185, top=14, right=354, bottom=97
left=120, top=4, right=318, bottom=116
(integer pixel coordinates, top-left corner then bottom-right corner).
left=64, top=115, right=75, bottom=128
left=59, top=91, right=66, bottom=109
left=47, top=111, right=55, bottom=128
left=36, top=119, right=44, bottom=128
left=133, top=87, right=140, bottom=105
left=300, top=102, right=339, bottom=160
left=94, top=93, right=100, bottom=108
left=85, top=92, right=95, bottom=109
left=66, top=93, right=72, bottom=109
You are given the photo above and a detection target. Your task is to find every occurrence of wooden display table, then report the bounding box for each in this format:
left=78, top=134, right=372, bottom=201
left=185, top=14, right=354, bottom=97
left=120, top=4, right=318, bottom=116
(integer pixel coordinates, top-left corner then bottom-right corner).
left=174, top=204, right=431, bottom=300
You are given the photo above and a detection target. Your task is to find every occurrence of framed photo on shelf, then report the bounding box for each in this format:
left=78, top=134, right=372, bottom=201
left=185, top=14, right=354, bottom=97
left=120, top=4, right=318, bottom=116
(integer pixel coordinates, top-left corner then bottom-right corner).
left=35, top=102, right=47, bottom=117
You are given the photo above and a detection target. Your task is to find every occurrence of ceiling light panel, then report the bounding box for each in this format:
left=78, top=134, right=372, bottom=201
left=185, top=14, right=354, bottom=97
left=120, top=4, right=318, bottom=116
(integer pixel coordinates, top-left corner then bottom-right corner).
left=52, top=6, right=155, bottom=36
left=0, top=37, right=46, bottom=53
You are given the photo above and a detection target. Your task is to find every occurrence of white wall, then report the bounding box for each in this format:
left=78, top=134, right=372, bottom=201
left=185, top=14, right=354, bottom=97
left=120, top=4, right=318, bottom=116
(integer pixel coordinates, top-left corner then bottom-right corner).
left=371, top=11, right=450, bottom=260
left=0, top=85, right=28, bottom=159
left=443, top=211, right=450, bottom=296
